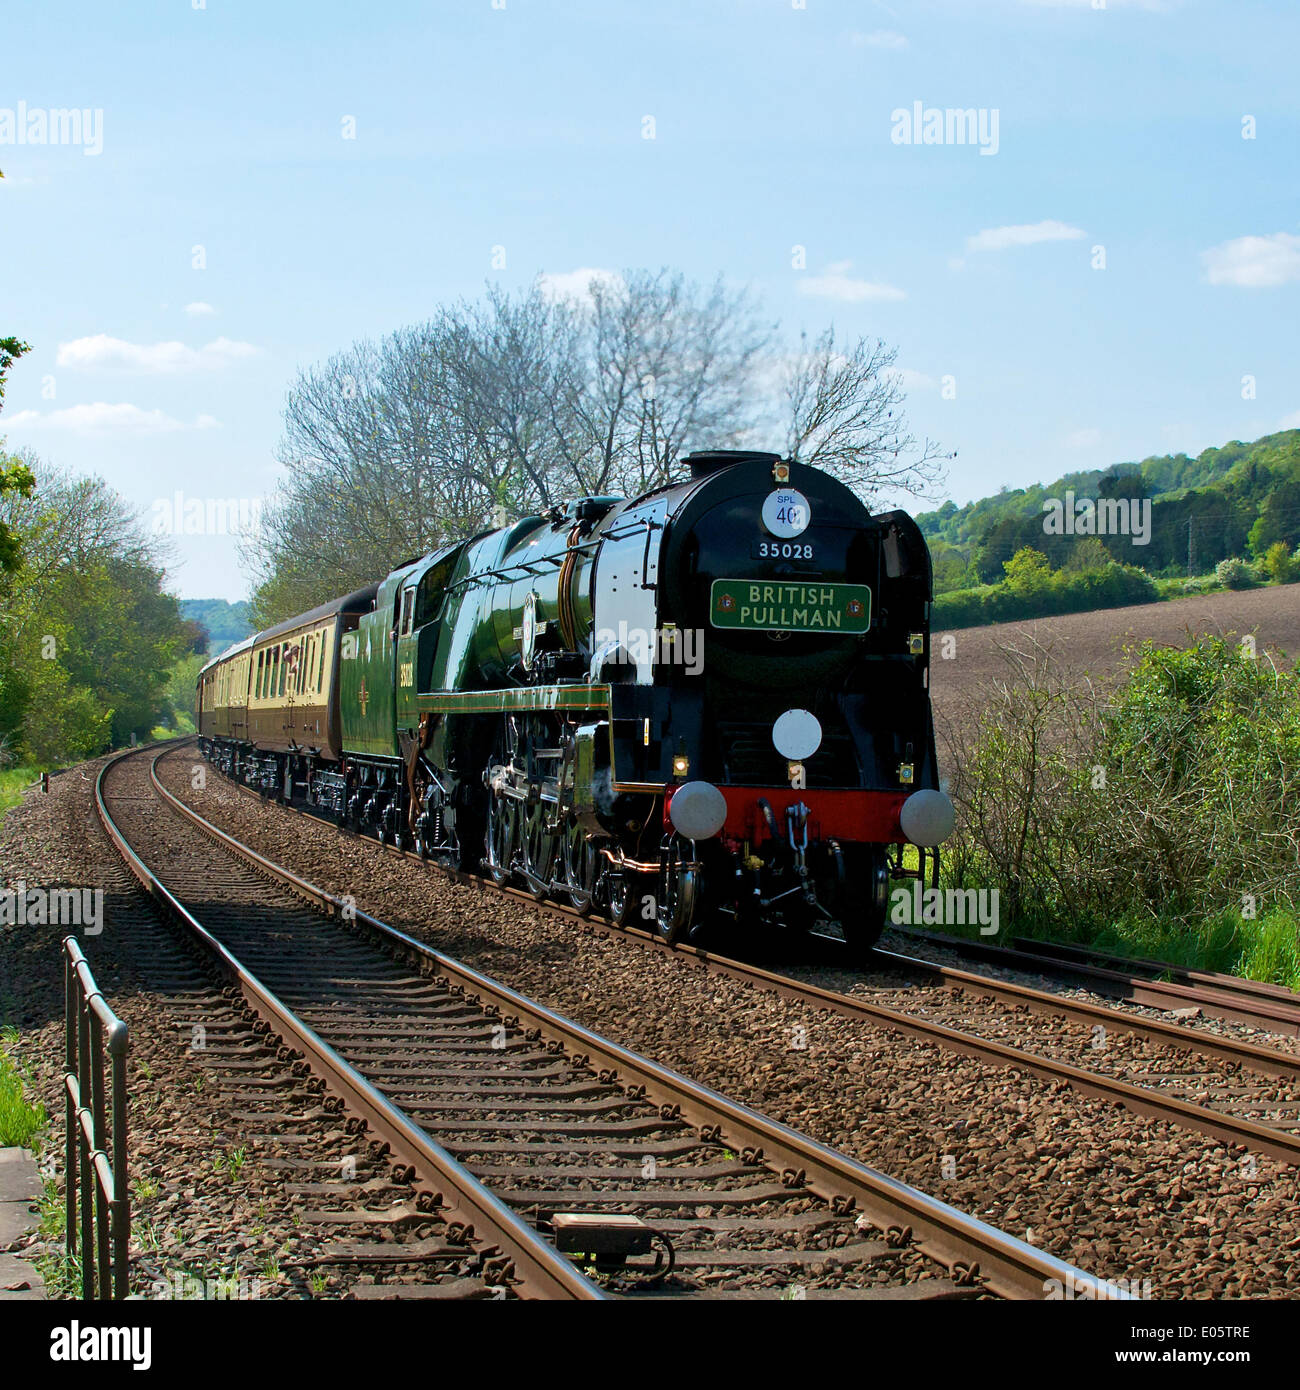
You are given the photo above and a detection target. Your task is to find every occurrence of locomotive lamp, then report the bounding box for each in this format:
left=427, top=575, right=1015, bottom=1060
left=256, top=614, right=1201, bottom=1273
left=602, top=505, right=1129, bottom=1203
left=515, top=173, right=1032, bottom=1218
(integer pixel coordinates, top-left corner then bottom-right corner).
left=772, top=459, right=791, bottom=483
left=900, top=788, right=957, bottom=846
left=897, top=762, right=915, bottom=785
left=672, top=739, right=690, bottom=779
left=771, top=708, right=822, bottom=761
left=908, top=632, right=925, bottom=655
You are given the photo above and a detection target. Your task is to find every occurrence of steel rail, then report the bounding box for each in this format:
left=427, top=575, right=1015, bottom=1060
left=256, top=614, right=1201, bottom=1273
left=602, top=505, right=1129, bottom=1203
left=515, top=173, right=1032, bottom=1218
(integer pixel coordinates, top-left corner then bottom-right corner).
left=894, top=927, right=1300, bottom=1037
left=95, top=746, right=606, bottom=1301
left=1010, top=934, right=1300, bottom=1008
left=198, top=743, right=1300, bottom=1167
left=152, top=747, right=1127, bottom=1301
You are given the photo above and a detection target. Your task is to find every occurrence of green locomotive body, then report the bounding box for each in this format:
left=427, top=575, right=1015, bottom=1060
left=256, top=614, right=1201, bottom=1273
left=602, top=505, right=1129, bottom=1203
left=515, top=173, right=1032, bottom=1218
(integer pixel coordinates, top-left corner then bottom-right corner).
left=198, top=450, right=953, bottom=953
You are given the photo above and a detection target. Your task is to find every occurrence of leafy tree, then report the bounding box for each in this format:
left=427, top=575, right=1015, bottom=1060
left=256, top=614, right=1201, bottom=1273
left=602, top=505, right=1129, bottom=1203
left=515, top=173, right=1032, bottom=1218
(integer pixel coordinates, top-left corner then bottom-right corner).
left=930, top=540, right=972, bottom=594
left=1248, top=477, right=1300, bottom=556
left=0, top=464, right=187, bottom=762
left=1263, top=540, right=1295, bottom=584
left=247, top=272, right=947, bottom=626
left=1002, top=547, right=1054, bottom=595
left=0, top=337, right=35, bottom=575
left=1062, top=536, right=1113, bottom=573
left=160, top=652, right=206, bottom=734
left=918, top=427, right=1300, bottom=574
left=0, top=337, right=31, bottom=410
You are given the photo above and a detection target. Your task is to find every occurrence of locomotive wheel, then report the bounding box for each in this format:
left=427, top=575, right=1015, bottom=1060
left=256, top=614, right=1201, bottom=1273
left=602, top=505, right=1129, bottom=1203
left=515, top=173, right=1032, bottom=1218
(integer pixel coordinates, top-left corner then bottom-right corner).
left=562, top=822, right=598, bottom=917
left=484, top=792, right=516, bottom=886
left=655, top=835, right=699, bottom=944
left=606, top=866, right=639, bottom=927
left=521, top=803, right=558, bottom=903
left=841, top=845, right=890, bottom=964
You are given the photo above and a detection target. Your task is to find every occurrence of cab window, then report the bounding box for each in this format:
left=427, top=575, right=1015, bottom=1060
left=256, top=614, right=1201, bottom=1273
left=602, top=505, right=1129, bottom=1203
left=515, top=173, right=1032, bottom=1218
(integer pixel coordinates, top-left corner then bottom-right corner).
left=416, top=550, right=460, bottom=626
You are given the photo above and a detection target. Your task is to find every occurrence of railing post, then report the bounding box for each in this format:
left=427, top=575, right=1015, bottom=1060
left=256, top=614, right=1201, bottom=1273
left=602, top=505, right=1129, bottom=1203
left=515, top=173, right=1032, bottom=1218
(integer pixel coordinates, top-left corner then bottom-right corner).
left=90, top=1009, right=111, bottom=1297
left=63, top=947, right=76, bottom=1275
left=61, top=937, right=130, bottom=1300
left=77, top=986, right=93, bottom=1299
left=109, top=1021, right=130, bottom=1300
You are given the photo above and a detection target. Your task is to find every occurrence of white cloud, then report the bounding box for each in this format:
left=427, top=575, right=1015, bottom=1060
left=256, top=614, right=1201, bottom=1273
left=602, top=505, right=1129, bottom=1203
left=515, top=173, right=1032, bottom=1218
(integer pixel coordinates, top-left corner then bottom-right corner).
left=1280, top=409, right=1300, bottom=430
left=966, top=220, right=1086, bottom=253
left=1202, top=232, right=1300, bottom=289
left=55, top=334, right=259, bottom=373
left=184, top=302, right=217, bottom=316
left=1066, top=427, right=1101, bottom=448
left=4, top=402, right=197, bottom=435
left=196, top=414, right=220, bottom=430
left=537, top=267, right=624, bottom=306
left=850, top=30, right=908, bottom=49
left=798, top=261, right=906, bottom=303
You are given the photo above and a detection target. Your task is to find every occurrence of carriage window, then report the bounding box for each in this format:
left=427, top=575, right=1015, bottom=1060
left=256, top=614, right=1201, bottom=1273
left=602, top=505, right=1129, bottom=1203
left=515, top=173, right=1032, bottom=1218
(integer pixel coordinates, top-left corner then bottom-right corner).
left=400, top=588, right=415, bottom=637
left=316, top=633, right=327, bottom=691
left=255, top=651, right=264, bottom=700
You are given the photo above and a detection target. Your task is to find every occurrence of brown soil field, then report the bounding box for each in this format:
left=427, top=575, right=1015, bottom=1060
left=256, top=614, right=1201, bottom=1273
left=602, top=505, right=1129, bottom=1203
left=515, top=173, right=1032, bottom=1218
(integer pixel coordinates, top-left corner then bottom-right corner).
left=929, top=584, right=1300, bottom=744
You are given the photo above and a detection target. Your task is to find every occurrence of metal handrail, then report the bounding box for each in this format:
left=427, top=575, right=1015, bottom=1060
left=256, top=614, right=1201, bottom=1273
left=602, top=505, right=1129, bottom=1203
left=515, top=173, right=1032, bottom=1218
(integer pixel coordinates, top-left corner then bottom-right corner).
left=63, top=936, right=129, bottom=1299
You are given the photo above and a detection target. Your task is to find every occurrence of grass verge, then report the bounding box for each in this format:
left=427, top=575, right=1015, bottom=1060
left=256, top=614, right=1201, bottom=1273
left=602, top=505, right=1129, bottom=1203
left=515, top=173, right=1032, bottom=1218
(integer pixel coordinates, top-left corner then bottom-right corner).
left=0, top=766, right=39, bottom=829
left=0, top=1026, right=48, bottom=1148
left=918, top=892, right=1300, bottom=992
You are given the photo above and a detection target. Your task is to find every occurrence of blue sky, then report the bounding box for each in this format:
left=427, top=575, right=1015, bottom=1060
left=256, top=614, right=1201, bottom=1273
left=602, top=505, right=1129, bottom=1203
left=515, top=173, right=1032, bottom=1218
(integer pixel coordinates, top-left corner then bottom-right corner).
left=2, top=0, right=1297, bottom=601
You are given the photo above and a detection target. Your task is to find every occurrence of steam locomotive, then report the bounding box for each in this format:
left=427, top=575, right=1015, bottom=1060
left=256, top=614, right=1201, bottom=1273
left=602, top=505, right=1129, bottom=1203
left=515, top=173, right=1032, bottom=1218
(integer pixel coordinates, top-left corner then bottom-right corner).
left=197, top=450, right=954, bottom=956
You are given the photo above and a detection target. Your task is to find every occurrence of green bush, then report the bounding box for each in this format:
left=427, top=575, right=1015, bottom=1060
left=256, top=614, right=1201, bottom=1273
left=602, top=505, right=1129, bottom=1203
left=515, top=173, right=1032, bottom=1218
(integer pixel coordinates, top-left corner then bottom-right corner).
left=1264, top=540, right=1295, bottom=584
left=942, top=636, right=1300, bottom=984
left=1215, top=556, right=1252, bottom=589
left=933, top=557, right=1157, bottom=630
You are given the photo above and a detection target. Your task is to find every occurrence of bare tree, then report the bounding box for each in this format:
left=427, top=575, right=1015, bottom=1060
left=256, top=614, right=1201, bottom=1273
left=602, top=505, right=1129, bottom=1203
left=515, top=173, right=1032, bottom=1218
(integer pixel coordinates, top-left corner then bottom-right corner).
left=554, top=270, right=773, bottom=496
left=782, top=326, right=951, bottom=502
left=246, top=273, right=947, bottom=623
left=432, top=285, right=577, bottom=514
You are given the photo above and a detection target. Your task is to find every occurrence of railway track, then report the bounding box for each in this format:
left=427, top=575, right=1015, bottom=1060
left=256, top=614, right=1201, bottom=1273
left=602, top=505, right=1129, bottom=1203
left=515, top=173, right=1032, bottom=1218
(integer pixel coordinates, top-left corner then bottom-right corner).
left=182, top=741, right=1300, bottom=1173
left=97, top=743, right=1116, bottom=1301
left=892, top=927, right=1300, bottom=1038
